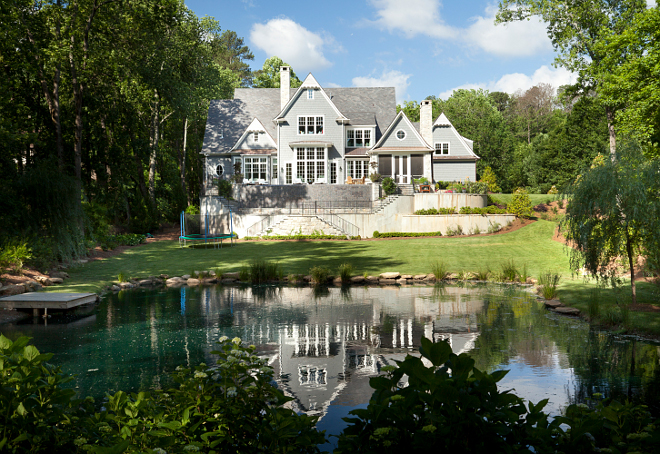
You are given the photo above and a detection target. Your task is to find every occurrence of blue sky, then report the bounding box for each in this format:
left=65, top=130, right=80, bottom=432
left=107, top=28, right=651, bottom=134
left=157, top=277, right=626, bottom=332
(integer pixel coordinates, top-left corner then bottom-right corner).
left=184, top=0, right=655, bottom=104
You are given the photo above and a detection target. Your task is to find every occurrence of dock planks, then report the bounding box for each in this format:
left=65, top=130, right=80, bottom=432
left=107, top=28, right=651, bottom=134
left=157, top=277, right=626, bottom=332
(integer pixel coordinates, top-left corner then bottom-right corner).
left=0, top=292, right=98, bottom=316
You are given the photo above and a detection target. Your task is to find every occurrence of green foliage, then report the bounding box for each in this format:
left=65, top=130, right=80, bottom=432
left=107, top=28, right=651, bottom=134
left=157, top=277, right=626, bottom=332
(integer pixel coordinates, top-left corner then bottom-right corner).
left=414, top=207, right=456, bottom=215
left=215, top=179, right=233, bottom=199
left=369, top=172, right=381, bottom=182
left=562, top=143, right=660, bottom=304
left=336, top=337, right=558, bottom=453
left=99, top=233, right=146, bottom=251
left=381, top=177, right=397, bottom=196
left=430, top=261, right=450, bottom=280
left=248, top=260, right=282, bottom=284
left=0, top=335, right=78, bottom=453
left=487, top=222, right=502, bottom=233
left=435, top=181, right=451, bottom=190
left=445, top=225, right=463, bottom=236
left=0, top=240, right=32, bottom=273
left=413, top=177, right=429, bottom=185
left=547, top=185, right=558, bottom=194
left=474, top=267, right=492, bottom=281
left=310, top=266, right=330, bottom=285
left=245, top=234, right=350, bottom=241
left=479, top=166, right=501, bottom=192
left=507, top=188, right=534, bottom=218
left=253, top=56, right=302, bottom=88
left=499, top=259, right=520, bottom=282
left=372, top=231, right=443, bottom=238
left=184, top=205, right=200, bottom=215
left=338, top=263, right=354, bottom=283
left=538, top=272, right=561, bottom=300
left=117, top=272, right=129, bottom=283
left=239, top=266, right=250, bottom=282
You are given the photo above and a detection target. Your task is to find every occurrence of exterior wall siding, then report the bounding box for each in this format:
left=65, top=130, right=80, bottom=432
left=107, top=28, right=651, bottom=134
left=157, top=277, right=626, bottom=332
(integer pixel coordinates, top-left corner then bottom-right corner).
left=279, top=88, right=346, bottom=182
left=235, top=130, right=276, bottom=150
left=378, top=116, right=427, bottom=148
left=433, top=161, right=476, bottom=182
left=431, top=125, right=473, bottom=157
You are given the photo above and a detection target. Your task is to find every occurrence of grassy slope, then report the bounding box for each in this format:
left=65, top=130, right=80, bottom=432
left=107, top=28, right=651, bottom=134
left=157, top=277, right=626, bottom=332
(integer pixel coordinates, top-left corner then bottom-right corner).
left=45, top=218, right=660, bottom=336
left=489, top=193, right=560, bottom=206
left=50, top=220, right=569, bottom=294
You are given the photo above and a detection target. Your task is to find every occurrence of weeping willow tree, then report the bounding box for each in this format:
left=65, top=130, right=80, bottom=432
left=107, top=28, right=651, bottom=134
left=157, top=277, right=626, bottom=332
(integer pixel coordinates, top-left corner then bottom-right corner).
left=561, top=143, right=660, bottom=304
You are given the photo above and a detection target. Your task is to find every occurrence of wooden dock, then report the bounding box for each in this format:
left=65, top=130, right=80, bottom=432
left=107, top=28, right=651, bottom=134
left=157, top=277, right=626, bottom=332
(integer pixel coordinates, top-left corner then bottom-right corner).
left=0, top=292, right=98, bottom=317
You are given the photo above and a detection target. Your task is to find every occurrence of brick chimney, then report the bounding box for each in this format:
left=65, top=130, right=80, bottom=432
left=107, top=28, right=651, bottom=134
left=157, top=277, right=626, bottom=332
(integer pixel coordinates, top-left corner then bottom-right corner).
left=280, top=66, right=290, bottom=110
left=420, top=100, right=433, bottom=146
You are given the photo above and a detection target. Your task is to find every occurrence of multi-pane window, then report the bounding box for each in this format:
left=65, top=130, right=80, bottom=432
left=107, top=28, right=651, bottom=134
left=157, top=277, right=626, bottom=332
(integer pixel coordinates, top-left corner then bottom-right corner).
left=347, top=160, right=368, bottom=179
left=253, top=132, right=259, bottom=142
left=286, top=163, right=292, bottom=184
left=298, top=116, right=324, bottom=135
left=307, top=88, right=314, bottom=99
left=434, top=142, right=450, bottom=155
left=244, top=157, right=267, bottom=181
left=346, top=129, right=372, bottom=147
left=330, top=162, right=337, bottom=184
left=296, top=147, right=325, bottom=183
left=272, top=158, right=278, bottom=180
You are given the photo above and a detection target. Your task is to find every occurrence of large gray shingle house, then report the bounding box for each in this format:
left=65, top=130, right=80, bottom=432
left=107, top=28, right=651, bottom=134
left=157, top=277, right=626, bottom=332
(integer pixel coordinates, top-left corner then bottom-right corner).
left=200, top=67, right=479, bottom=189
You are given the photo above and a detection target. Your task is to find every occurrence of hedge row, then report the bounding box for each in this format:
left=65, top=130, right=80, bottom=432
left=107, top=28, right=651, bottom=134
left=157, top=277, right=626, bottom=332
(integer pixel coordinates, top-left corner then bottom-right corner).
left=372, top=231, right=443, bottom=238
left=414, top=206, right=508, bottom=216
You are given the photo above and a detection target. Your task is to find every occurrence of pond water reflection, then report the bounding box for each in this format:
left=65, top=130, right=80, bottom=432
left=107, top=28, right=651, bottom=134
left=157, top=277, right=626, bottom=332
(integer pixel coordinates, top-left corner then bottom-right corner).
left=2, top=284, right=659, bottom=442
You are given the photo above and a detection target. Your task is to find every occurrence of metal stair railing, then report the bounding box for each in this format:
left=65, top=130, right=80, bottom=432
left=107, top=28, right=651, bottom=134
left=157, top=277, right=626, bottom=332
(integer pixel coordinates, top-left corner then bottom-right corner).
left=245, top=215, right=274, bottom=237
left=317, top=214, right=360, bottom=237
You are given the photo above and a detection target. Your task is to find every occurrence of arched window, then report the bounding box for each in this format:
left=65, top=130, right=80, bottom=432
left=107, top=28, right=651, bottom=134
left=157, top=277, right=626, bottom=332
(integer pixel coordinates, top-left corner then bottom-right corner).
left=216, top=164, right=224, bottom=177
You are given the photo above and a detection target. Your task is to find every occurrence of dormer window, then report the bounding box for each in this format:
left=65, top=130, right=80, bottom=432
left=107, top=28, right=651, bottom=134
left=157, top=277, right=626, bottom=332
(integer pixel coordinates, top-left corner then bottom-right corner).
left=298, top=116, right=324, bottom=135
left=346, top=129, right=372, bottom=147
left=307, top=88, right=314, bottom=99
left=253, top=132, right=259, bottom=142
left=435, top=142, right=449, bottom=155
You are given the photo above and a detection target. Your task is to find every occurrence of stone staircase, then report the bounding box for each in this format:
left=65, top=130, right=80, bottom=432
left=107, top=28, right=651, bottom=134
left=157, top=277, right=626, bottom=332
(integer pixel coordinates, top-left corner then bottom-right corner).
left=372, top=195, right=399, bottom=213
left=398, top=183, right=414, bottom=196
left=264, top=215, right=345, bottom=236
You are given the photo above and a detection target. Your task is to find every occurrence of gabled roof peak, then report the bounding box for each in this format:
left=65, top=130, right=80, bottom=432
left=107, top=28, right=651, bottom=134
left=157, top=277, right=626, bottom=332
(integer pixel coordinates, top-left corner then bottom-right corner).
left=434, top=112, right=452, bottom=126
left=300, top=73, right=321, bottom=89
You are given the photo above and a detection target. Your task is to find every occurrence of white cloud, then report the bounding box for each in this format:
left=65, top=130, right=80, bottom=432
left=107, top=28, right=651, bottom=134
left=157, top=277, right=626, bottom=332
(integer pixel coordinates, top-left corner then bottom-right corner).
left=465, top=6, right=552, bottom=57
left=250, top=18, right=334, bottom=72
left=352, top=70, right=412, bottom=103
left=437, top=65, right=577, bottom=99
left=367, top=0, right=457, bottom=39
left=647, top=0, right=657, bottom=7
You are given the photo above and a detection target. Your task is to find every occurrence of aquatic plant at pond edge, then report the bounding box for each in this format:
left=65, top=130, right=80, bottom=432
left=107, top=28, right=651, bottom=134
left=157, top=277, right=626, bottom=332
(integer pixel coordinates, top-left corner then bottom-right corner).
left=430, top=261, right=450, bottom=280
left=499, top=259, right=520, bottom=282
left=538, top=272, right=561, bottom=300
left=338, top=263, right=354, bottom=283
left=310, top=266, right=330, bottom=285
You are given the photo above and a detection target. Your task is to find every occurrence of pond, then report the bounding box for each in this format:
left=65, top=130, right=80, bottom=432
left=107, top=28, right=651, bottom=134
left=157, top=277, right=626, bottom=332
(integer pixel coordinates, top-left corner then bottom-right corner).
left=2, top=284, right=660, bottom=449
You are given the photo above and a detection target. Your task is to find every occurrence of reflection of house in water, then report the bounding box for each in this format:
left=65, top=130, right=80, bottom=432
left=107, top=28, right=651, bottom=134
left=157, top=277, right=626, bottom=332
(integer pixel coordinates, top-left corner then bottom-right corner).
left=198, top=285, right=487, bottom=420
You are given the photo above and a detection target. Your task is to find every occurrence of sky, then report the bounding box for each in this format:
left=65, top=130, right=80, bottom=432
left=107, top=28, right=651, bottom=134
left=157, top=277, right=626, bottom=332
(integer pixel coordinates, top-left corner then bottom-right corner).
left=184, top=0, right=657, bottom=104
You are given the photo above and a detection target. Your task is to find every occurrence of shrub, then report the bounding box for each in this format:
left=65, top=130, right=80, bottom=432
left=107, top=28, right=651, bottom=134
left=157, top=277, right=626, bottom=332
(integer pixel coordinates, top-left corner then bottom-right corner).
left=547, top=184, right=559, bottom=194
left=413, top=177, right=429, bottom=185
left=369, top=172, right=381, bottom=182
left=430, top=261, right=450, bottom=280
left=310, top=266, right=330, bottom=285
left=507, top=188, right=533, bottom=219
left=0, top=240, right=32, bottom=273
left=487, top=222, right=502, bottom=234
left=184, top=205, right=200, bottom=215
left=381, top=177, right=397, bottom=195
left=435, top=181, right=450, bottom=190
left=474, top=267, right=491, bottom=281
left=336, top=338, right=558, bottom=453
left=117, top=271, right=129, bottom=283
left=478, top=166, right=501, bottom=193
left=239, top=266, right=250, bottom=281
left=371, top=232, right=443, bottom=238
left=338, top=263, right=354, bottom=283
left=445, top=225, right=463, bottom=236
left=373, top=230, right=380, bottom=238
left=216, top=179, right=233, bottom=199
left=538, top=272, right=560, bottom=299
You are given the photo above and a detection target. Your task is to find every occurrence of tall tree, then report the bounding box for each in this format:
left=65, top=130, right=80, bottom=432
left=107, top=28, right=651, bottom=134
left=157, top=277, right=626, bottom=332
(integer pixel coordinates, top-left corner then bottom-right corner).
left=496, top=0, right=647, bottom=155
left=253, top=56, right=302, bottom=88
left=511, top=83, right=555, bottom=144
left=212, top=30, right=254, bottom=87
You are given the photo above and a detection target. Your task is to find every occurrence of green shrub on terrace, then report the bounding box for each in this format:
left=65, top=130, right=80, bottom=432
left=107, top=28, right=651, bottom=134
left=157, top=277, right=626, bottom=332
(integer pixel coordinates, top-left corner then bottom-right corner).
left=372, top=231, right=443, bottom=238
left=507, top=188, right=534, bottom=219
left=382, top=177, right=398, bottom=195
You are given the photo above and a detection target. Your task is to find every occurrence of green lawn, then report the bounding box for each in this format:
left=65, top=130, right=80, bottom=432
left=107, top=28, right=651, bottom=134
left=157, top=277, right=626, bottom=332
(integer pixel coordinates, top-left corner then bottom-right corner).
left=49, top=220, right=570, bottom=294
left=44, top=218, right=660, bottom=336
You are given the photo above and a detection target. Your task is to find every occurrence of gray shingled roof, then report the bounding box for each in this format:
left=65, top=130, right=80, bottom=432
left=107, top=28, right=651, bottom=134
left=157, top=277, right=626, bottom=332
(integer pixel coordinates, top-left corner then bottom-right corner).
left=201, top=87, right=396, bottom=155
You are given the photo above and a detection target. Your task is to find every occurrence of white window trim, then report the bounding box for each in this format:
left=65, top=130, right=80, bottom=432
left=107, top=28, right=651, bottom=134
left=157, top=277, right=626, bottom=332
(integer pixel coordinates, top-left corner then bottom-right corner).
left=243, top=156, right=269, bottom=182
left=297, top=115, right=325, bottom=135
left=396, top=129, right=406, bottom=141
left=434, top=142, right=450, bottom=155
left=295, top=147, right=326, bottom=183
left=215, top=164, right=224, bottom=177
left=307, top=88, right=314, bottom=99
left=346, top=128, right=373, bottom=148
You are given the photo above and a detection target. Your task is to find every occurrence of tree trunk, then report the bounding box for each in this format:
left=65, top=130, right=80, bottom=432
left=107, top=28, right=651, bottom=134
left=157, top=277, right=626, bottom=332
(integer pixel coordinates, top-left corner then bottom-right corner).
left=148, top=89, right=159, bottom=204
left=181, top=116, right=189, bottom=205
left=606, top=106, right=616, bottom=157
left=626, top=231, right=637, bottom=305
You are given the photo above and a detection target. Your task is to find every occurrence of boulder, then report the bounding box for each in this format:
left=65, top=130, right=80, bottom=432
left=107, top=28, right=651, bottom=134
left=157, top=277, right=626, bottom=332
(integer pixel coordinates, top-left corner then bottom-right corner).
left=423, top=274, right=437, bottom=281
left=166, top=277, right=184, bottom=285
left=221, top=278, right=237, bottom=284
left=138, top=279, right=156, bottom=286
left=0, top=285, right=25, bottom=296
left=400, top=275, right=413, bottom=280
left=365, top=276, right=379, bottom=283
left=223, top=272, right=240, bottom=279
left=202, top=277, right=217, bottom=285
left=303, top=275, right=312, bottom=283
left=379, top=278, right=398, bottom=285
left=111, top=285, right=121, bottom=292
left=50, top=277, right=64, bottom=284
left=186, top=278, right=200, bottom=286
left=553, top=306, right=580, bottom=316
left=119, top=282, right=134, bottom=289
left=50, top=271, right=70, bottom=279
left=379, top=272, right=400, bottom=279
left=34, top=275, right=52, bottom=286
left=24, top=281, right=42, bottom=292
left=544, top=299, right=563, bottom=309
left=332, top=277, right=343, bottom=285
left=413, top=274, right=428, bottom=280
left=350, top=276, right=366, bottom=284
left=181, top=274, right=191, bottom=280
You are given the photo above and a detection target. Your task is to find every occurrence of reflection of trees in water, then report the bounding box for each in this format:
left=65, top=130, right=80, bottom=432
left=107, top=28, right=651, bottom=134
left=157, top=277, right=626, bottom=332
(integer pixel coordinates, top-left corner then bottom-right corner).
left=471, top=288, right=660, bottom=416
